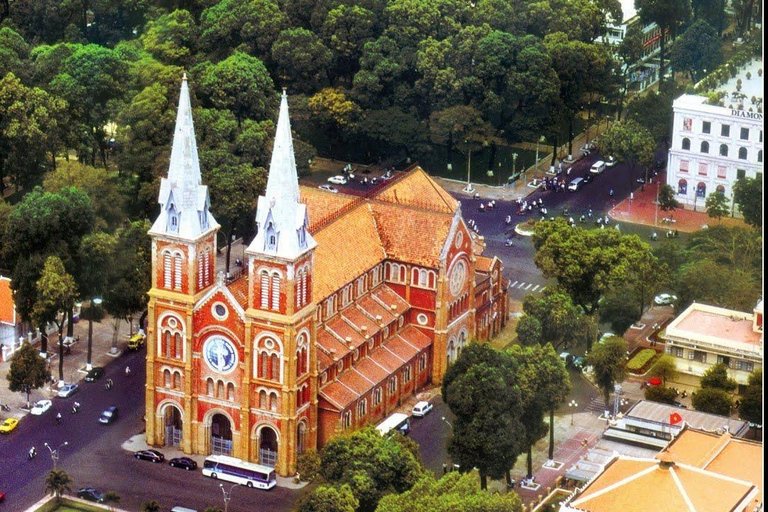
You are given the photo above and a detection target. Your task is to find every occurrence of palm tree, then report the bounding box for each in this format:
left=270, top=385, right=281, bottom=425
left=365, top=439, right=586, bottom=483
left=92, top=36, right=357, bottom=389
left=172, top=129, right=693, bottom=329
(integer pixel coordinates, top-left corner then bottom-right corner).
left=142, top=501, right=162, bottom=512
left=104, top=491, right=121, bottom=511
left=45, top=469, right=73, bottom=499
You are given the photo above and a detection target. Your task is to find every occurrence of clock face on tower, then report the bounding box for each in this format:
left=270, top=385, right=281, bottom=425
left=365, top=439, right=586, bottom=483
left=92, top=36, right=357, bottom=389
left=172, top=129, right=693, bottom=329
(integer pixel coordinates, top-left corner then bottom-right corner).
left=203, top=336, right=238, bottom=374
left=449, top=260, right=467, bottom=296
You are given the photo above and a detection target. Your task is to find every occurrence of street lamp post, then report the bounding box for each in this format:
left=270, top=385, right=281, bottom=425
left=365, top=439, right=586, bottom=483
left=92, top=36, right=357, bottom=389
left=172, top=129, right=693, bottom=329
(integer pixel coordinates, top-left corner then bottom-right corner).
left=44, top=441, right=68, bottom=470
left=87, top=298, right=102, bottom=371
left=569, top=400, right=578, bottom=426
left=463, top=140, right=474, bottom=193
left=512, top=152, right=518, bottom=184
left=220, top=483, right=238, bottom=512
left=441, top=416, right=453, bottom=429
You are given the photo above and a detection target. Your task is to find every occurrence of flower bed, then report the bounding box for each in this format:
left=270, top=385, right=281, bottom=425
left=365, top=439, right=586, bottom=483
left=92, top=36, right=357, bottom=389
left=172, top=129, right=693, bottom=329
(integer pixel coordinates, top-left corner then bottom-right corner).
left=626, top=348, right=658, bottom=374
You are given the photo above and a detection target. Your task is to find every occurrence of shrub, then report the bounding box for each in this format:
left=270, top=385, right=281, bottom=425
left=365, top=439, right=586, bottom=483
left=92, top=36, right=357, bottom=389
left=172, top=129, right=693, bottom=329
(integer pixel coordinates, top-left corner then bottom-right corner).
left=626, top=349, right=657, bottom=371
left=297, top=450, right=321, bottom=482
left=645, top=385, right=677, bottom=404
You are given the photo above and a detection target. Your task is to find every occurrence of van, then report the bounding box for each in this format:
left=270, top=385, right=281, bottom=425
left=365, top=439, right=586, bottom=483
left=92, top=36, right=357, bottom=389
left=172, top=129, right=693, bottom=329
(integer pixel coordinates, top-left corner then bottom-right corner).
left=568, top=178, right=584, bottom=192
left=171, top=507, right=198, bottom=512
left=127, top=332, right=145, bottom=351
left=589, top=160, right=606, bottom=174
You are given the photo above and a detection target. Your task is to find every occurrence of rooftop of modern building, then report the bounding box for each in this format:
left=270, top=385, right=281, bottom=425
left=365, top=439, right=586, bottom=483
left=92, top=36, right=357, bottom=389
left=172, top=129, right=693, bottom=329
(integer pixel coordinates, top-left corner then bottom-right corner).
left=664, top=302, right=763, bottom=355
left=621, top=400, right=750, bottom=436
left=716, top=58, right=764, bottom=105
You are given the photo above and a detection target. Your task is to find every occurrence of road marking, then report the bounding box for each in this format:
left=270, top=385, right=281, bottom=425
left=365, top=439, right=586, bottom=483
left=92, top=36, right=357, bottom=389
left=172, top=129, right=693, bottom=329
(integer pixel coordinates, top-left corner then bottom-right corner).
left=540, top=287, right=546, bottom=292
left=510, top=280, right=519, bottom=288
left=531, top=285, right=540, bottom=291
left=525, top=283, right=533, bottom=290
left=517, top=282, right=526, bottom=289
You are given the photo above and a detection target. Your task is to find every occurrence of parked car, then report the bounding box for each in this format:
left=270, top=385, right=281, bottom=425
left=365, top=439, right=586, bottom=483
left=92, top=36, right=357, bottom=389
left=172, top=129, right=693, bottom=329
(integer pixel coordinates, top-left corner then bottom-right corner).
left=559, top=352, right=572, bottom=366
left=589, top=160, right=606, bottom=174
left=58, top=383, right=79, bottom=398
left=99, top=405, right=119, bottom=425
left=605, top=156, right=618, bottom=167
left=0, top=418, right=19, bottom=434
left=327, top=175, right=348, bottom=185
left=317, top=184, right=338, bottom=193
left=30, top=399, right=52, bottom=416
left=77, top=488, right=105, bottom=502
left=411, top=401, right=433, bottom=418
left=654, top=293, right=678, bottom=305
left=572, top=356, right=585, bottom=368
left=85, top=367, right=105, bottom=382
left=169, top=457, right=198, bottom=471
left=135, top=449, right=165, bottom=463
left=582, top=173, right=593, bottom=184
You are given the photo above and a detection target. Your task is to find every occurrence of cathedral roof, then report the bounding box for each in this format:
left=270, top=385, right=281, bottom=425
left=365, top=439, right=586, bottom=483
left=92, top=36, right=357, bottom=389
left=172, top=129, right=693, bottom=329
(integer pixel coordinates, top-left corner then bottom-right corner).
left=372, top=168, right=458, bottom=213
left=150, top=74, right=218, bottom=240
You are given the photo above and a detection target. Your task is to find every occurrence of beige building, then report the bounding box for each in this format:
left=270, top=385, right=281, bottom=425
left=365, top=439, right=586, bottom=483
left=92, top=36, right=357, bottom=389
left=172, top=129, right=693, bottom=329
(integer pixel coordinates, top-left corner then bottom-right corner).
left=661, top=301, right=763, bottom=391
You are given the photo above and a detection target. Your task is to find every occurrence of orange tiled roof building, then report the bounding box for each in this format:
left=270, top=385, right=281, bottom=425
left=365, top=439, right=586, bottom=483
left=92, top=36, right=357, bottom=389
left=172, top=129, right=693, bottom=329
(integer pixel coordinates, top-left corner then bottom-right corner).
left=144, top=78, right=508, bottom=476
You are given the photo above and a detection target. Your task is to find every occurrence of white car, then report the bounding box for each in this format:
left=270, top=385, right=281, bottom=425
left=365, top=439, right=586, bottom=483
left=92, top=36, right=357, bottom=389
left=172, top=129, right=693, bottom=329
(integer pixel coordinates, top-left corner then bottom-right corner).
left=327, top=175, right=348, bottom=185
left=605, top=156, right=618, bottom=167
left=411, top=401, right=433, bottom=417
left=30, top=399, right=53, bottom=416
left=599, top=332, right=615, bottom=344
left=58, top=383, right=79, bottom=398
left=318, top=184, right=338, bottom=193
left=654, top=293, right=678, bottom=305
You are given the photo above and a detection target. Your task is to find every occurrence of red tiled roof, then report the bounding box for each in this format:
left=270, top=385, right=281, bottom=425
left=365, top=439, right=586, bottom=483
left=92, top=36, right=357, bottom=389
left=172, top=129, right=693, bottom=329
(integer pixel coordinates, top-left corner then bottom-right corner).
left=226, top=276, right=249, bottom=309
left=317, top=328, right=349, bottom=367
left=397, top=325, right=432, bottom=350
left=373, top=167, right=458, bottom=213
left=317, top=349, right=333, bottom=373
left=384, top=336, right=419, bottom=362
left=354, top=357, right=390, bottom=384
left=475, top=255, right=493, bottom=273
left=341, top=306, right=379, bottom=336
left=299, top=186, right=359, bottom=230
left=319, top=380, right=358, bottom=411
left=326, top=316, right=365, bottom=349
left=372, top=285, right=409, bottom=314
left=357, top=294, right=396, bottom=325
left=369, top=345, right=405, bottom=372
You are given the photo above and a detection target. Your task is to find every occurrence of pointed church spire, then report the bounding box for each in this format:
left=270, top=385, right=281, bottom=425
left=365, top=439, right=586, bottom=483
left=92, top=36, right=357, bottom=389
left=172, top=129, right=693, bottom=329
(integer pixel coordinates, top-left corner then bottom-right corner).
left=265, top=89, right=300, bottom=204
left=149, top=74, right=218, bottom=240
left=247, top=90, right=315, bottom=260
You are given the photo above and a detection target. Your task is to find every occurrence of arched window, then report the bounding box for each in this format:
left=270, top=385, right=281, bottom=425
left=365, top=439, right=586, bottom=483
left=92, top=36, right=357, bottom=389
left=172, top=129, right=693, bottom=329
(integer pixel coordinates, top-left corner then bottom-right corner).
left=163, top=252, right=172, bottom=289
left=342, top=411, right=352, bottom=429
left=678, top=179, right=688, bottom=195
left=173, top=253, right=183, bottom=291
left=271, top=274, right=280, bottom=311
left=270, top=354, right=280, bottom=380
left=719, top=144, right=729, bottom=157
left=738, top=147, right=748, bottom=160
left=716, top=184, right=726, bottom=196
left=260, top=270, right=270, bottom=309
left=216, top=380, right=224, bottom=399
left=259, top=390, right=267, bottom=409
left=163, top=331, right=172, bottom=357
left=259, top=352, right=268, bottom=379
left=358, top=399, right=367, bottom=418
left=207, top=378, right=214, bottom=396
left=700, top=141, right=709, bottom=153
left=227, top=383, right=235, bottom=401
left=173, top=372, right=181, bottom=389
left=297, top=422, right=307, bottom=454
left=174, top=333, right=182, bottom=359
left=164, top=370, right=171, bottom=388
left=204, top=249, right=211, bottom=285
left=681, top=138, right=691, bottom=150
left=269, top=392, right=277, bottom=412
left=696, top=182, right=707, bottom=198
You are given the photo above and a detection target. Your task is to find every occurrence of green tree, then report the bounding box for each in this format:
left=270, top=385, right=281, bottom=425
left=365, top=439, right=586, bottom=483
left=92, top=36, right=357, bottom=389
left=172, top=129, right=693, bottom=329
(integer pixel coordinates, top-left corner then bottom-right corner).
left=635, top=0, right=692, bottom=88
left=658, top=184, right=680, bottom=213
left=732, top=176, right=762, bottom=228
left=674, top=259, right=760, bottom=312
left=33, top=256, right=78, bottom=383
left=670, top=20, right=722, bottom=82
left=705, top=192, right=729, bottom=222
left=599, top=119, right=656, bottom=190
left=644, top=385, right=678, bottom=404
left=615, top=23, right=643, bottom=117
left=195, top=52, right=276, bottom=125
left=586, top=336, right=627, bottom=407
left=376, top=472, right=523, bottom=512
left=0, top=73, right=67, bottom=192
left=320, top=427, right=423, bottom=511
left=296, top=450, right=321, bottom=482
left=625, top=86, right=680, bottom=145
left=692, top=0, right=727, bottom=34
left=649, top=354, right=678, bottom=385
left=0, top=27, right=30, bottom=80
left=78, top=232, right=116, bottom=369
left=141, top=9, right=199, bottom=67
left=691, top=387, right=732, bottom=416
left=141, top=501, right=162, bottom=512
left=298, top=484, right=358, bottom=512
left=738, top=369, right=762, bottom=434
left=521, top=286, right=597, bottom=350
left=685, top=226, right=762, bottom=277
left=271, top=28, right=332, bottom=92
left=45, top=468, right=73, bottom=498
left=700, top=362, right=737, bottom=391
left=51, top=44, right=128, bottom=167
left=43, top=161, right=126, bottom=230
left=6, top=341, right=50, bottom=407
left=442, top=344, right=524, bottom=490
left=308, top=88, right=362, bottom=153
left=515, top=315, right=542, bottom=346
left=204, top=163, right=266, bottom=274
left=199, top=0, right=286, bottom=58
left=731, top=0, right=756, bottom=35
left=321, top=4, right=378, bottom=85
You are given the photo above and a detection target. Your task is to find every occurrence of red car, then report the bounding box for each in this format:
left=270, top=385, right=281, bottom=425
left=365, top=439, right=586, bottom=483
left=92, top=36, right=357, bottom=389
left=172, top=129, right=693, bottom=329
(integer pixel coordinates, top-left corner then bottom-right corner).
left=0, top=491, right=5, bottom=502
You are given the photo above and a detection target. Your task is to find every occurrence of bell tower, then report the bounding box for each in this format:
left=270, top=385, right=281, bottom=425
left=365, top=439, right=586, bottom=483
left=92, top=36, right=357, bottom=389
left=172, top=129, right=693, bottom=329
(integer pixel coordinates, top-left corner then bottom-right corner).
left=242, top=91, right=318, bottom=475
left=145, top=74, right=219, bottom=449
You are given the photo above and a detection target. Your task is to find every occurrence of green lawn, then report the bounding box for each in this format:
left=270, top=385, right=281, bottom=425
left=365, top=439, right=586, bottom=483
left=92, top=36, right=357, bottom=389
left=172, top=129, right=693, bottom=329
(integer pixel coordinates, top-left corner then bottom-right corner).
left=627, top=349, right=657, bottom=372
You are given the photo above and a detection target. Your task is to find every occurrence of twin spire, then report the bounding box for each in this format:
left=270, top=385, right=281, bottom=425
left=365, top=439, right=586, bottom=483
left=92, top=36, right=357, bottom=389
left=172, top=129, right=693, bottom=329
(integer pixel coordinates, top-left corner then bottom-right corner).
left=151, top=75, right=314, bottom=260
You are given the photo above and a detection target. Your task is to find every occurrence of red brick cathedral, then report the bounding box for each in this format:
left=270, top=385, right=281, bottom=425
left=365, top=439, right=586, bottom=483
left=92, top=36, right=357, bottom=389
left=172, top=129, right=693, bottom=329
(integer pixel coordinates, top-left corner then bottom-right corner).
left=145, top=77, right=509, bottom=476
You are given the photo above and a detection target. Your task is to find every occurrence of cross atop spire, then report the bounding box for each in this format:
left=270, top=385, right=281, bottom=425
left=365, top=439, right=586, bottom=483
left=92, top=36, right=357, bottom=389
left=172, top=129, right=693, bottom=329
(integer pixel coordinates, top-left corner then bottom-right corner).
left=247, top=91, right=315, bottom=260
left=149, top=74, right=218, bottom=240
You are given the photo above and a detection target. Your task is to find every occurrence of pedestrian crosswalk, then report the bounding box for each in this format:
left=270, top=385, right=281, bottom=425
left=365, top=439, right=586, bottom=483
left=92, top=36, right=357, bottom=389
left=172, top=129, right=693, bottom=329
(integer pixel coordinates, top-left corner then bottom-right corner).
left=508, top=281, right=546, bottom=293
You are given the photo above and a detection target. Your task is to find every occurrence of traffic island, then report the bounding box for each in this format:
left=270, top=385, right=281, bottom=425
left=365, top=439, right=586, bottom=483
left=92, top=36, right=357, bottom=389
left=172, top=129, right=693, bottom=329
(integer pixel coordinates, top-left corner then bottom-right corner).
left=514, top=219, right=537, bottom=236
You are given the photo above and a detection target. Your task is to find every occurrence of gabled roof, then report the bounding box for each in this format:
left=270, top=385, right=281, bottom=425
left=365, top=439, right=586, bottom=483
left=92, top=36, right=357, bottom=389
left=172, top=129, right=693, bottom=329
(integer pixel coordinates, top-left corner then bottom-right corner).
left=373, top=167, right=458, bottom=213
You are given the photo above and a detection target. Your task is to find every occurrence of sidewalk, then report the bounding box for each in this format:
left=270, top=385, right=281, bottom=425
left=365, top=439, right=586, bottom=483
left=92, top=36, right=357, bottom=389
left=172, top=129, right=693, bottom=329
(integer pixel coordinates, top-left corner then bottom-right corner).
left=608, top=172, right=747, bottom=232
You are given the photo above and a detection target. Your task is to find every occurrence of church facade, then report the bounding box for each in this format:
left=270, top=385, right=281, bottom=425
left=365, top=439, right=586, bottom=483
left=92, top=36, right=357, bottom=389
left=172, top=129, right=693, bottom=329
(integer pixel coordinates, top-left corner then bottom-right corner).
left=144, top=77, right=509, bottom=477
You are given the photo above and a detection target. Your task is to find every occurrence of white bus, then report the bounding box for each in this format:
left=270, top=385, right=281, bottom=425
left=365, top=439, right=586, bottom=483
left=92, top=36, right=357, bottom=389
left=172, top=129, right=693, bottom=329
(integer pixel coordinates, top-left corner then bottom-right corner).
left=201, top=455, right=277, bottom=490
left=376, top=413, right=410, bottom=436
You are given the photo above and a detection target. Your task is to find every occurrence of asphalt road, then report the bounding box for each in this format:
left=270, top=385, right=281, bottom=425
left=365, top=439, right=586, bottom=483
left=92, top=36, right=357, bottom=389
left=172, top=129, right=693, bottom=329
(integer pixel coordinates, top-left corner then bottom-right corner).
left=409, top=396, right=454, bottom=476
left=0, top=349, right=299, bottom=512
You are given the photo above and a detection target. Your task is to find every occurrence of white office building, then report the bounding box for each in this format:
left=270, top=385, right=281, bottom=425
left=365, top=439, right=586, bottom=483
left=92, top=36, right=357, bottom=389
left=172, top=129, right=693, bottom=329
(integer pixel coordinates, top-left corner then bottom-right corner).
left=666, top=61, right=763, bottom=210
